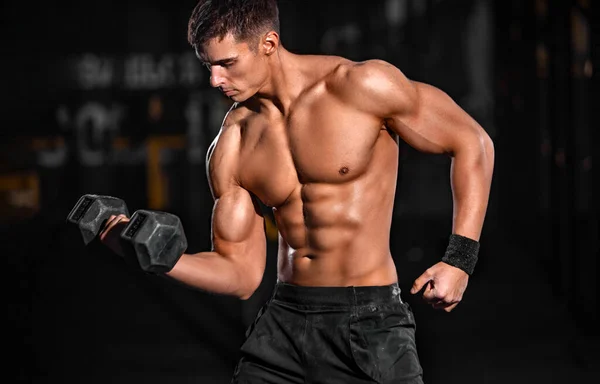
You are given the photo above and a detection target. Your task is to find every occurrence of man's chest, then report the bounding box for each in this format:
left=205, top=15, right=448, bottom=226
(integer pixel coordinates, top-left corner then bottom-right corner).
left=236, top=100, right=384, bottom=207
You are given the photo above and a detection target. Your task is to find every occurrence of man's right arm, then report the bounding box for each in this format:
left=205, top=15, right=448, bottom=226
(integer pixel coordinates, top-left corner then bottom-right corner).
left=166, top=124, right=267, bottom=300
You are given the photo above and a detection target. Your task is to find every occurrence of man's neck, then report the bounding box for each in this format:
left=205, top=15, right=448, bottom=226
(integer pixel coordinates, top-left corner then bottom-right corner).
left=251, top=48, right=307, bottom=116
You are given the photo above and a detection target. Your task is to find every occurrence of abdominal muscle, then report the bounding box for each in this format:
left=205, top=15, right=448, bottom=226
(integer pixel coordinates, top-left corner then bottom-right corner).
left=273, top=180, right=399, bottom=287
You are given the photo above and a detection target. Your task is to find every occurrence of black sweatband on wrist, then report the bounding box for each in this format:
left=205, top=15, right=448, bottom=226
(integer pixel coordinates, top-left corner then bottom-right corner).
left=441, top=234, right=480, bottom=275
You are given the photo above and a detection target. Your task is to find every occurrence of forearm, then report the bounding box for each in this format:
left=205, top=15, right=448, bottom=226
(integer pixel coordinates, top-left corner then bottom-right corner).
left=165, top=251, right=253, bottom=299
left=450, top=134, right=495, bottom=241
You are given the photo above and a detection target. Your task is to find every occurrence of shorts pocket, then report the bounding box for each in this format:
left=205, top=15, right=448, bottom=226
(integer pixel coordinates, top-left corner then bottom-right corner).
left=349, top=303, right=422, bottom=382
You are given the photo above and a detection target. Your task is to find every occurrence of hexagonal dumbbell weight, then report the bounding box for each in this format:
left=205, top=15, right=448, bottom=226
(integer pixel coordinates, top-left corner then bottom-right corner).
left=120, top=210, right=188, bottom=274
left=67, top=194, right=130, bottom=245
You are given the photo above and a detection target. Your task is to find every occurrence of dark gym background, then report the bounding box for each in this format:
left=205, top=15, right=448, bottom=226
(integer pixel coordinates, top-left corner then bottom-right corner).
left=2, top=0, right=597, bottom=383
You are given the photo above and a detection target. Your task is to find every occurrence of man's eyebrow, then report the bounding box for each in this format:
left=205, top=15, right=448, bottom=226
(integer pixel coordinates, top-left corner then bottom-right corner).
left=203, top=56, right=238, bottom=65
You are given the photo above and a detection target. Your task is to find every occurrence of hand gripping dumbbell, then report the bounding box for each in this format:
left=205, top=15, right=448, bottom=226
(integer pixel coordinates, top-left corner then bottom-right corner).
left=67, top=194, right=188, bottom=273
left=66, top=194, right=130, bottom=245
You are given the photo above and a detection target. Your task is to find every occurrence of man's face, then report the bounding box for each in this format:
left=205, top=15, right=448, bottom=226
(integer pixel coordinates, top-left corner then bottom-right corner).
left=198, top=33, right=267, bottom=102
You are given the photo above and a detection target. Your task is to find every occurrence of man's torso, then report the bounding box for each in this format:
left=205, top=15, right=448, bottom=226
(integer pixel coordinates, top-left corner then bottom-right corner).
left=216, top=56, right=401, bottom=286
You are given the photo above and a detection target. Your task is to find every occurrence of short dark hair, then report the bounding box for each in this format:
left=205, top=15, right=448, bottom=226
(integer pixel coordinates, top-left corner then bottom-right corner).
left=187, top=0, right=280, bottom=50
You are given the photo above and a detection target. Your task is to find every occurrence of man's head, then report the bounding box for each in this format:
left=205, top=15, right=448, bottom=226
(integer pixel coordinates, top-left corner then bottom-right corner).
left=187, top=0, right=281, bottom=101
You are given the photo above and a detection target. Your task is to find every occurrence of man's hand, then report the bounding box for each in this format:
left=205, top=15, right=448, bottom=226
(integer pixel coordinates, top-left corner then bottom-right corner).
left=410, top=262, right=469, bottom=312
left=99, top=214, right=130, bottom=259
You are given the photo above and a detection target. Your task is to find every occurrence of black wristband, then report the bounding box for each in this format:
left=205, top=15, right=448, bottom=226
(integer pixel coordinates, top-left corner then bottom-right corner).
left=441, top=234, right=480, bottom=275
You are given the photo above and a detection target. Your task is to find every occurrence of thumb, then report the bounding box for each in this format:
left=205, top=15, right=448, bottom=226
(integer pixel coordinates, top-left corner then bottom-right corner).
left=411, top=271, right=432, bottom=294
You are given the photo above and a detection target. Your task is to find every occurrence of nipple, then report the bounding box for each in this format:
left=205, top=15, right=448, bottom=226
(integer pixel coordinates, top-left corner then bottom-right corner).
left=339, top=167, right=349, bottom=175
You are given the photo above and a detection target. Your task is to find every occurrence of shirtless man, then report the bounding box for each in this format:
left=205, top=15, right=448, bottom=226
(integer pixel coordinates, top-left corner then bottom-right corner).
left=100, top=0, right=494, bottom=382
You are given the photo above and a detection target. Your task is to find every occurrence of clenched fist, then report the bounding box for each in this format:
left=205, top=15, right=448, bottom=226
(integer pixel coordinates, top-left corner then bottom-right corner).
left=410, top=261, right=469, bottom=312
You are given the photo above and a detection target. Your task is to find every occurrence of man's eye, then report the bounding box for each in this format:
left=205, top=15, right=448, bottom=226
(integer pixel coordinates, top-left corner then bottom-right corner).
left=203, top=63, right=211, bottom=71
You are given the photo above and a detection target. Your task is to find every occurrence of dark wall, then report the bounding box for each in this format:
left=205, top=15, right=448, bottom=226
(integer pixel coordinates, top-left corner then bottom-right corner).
left=2, top=0, right=597, bottom=383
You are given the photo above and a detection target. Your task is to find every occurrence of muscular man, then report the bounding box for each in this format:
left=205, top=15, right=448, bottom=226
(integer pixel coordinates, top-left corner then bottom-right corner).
left=101, top=0, right=494, bottom=382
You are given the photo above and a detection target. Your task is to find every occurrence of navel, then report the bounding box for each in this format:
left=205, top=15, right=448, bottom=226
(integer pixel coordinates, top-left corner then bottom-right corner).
left=339, top=166, right=349, bottom=175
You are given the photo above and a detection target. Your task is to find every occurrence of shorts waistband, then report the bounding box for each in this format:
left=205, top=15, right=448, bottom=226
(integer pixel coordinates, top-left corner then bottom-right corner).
left=271, top=282, right=403, bottom=307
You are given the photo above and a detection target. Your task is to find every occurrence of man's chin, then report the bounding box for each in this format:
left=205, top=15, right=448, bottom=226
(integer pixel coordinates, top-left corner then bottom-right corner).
left=229, top=92, right=249, bottom=102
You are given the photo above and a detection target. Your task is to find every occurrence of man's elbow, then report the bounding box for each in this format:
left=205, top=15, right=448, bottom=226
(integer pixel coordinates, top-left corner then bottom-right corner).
left=454, top=128, right=494, bottom=171
left=479, top=130, right=495, bottom=170
left=465, top=129, right=495, bottom=181
left=239, top=290, right=258, bottom=300
left=237, top=279, right=262, bottom=300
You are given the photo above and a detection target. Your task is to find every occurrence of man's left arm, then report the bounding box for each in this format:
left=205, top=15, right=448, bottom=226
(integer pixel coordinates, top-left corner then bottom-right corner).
left=345, top=60, right=495, bottom=311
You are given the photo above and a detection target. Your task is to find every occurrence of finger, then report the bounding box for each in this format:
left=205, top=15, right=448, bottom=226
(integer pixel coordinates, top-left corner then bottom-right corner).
left=444, top=302, right=459, bottom=312
left=411, top=271, right=432, bottom=294
left=109, top=214, right=128, bottom=227
left=100, top=215, right=125, bottom=239
left=104, top=214, right=122, bottom=228
left=105, top=215, right=124, bottom=230
left=103, top=214, right=117, bottom=228
left=431, top=300, right=459, bottom=312
left=422, top=283, right=439, bottom=303
left=431, top=297, right=449, bottom=308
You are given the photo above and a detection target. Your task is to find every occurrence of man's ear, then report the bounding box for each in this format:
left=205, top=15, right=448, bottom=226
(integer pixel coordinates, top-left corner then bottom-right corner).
left=262, top=31, right=279, bottom=56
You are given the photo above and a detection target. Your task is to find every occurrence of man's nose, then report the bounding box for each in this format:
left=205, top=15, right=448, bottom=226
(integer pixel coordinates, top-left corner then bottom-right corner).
left=209, top=68, right=225, bottom=88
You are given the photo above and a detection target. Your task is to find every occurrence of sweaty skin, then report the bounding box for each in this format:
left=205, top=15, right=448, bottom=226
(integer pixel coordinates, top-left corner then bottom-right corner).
left=213, top=59, right=402, bottom=288
left=101, top=32, right=494, bottom=310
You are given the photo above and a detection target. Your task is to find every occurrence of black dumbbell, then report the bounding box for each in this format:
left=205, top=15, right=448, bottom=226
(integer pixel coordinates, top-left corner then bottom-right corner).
left=120, top=209, right=188, bottom=274
left=66, top=194, right=130, bottom=245
left=67, top=194, right=187, bottom=273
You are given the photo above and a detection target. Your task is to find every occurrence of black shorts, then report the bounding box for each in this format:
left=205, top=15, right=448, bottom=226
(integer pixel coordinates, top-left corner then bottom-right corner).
left=231, top=282, right=424, bottom=383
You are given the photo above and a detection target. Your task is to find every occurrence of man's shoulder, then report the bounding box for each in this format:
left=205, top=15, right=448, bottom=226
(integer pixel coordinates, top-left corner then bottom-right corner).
left=206, top=104, right=249, bottom=196
left=206, top=103, right=246, bottom=168
left=324, top=58, right=416, bottom=117
left=327, top=59, right=403, bottom=95
left=331, top=58, right=392, bottom=75
left=297, top=54, right=388, bottom=93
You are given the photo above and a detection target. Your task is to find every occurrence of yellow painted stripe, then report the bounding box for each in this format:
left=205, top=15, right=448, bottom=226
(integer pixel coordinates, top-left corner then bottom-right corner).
left=0, top=172, right=39, bottom=191
left=0, top=172, right=40, bottom=210
left=146, top=135, right=186, bottom=210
